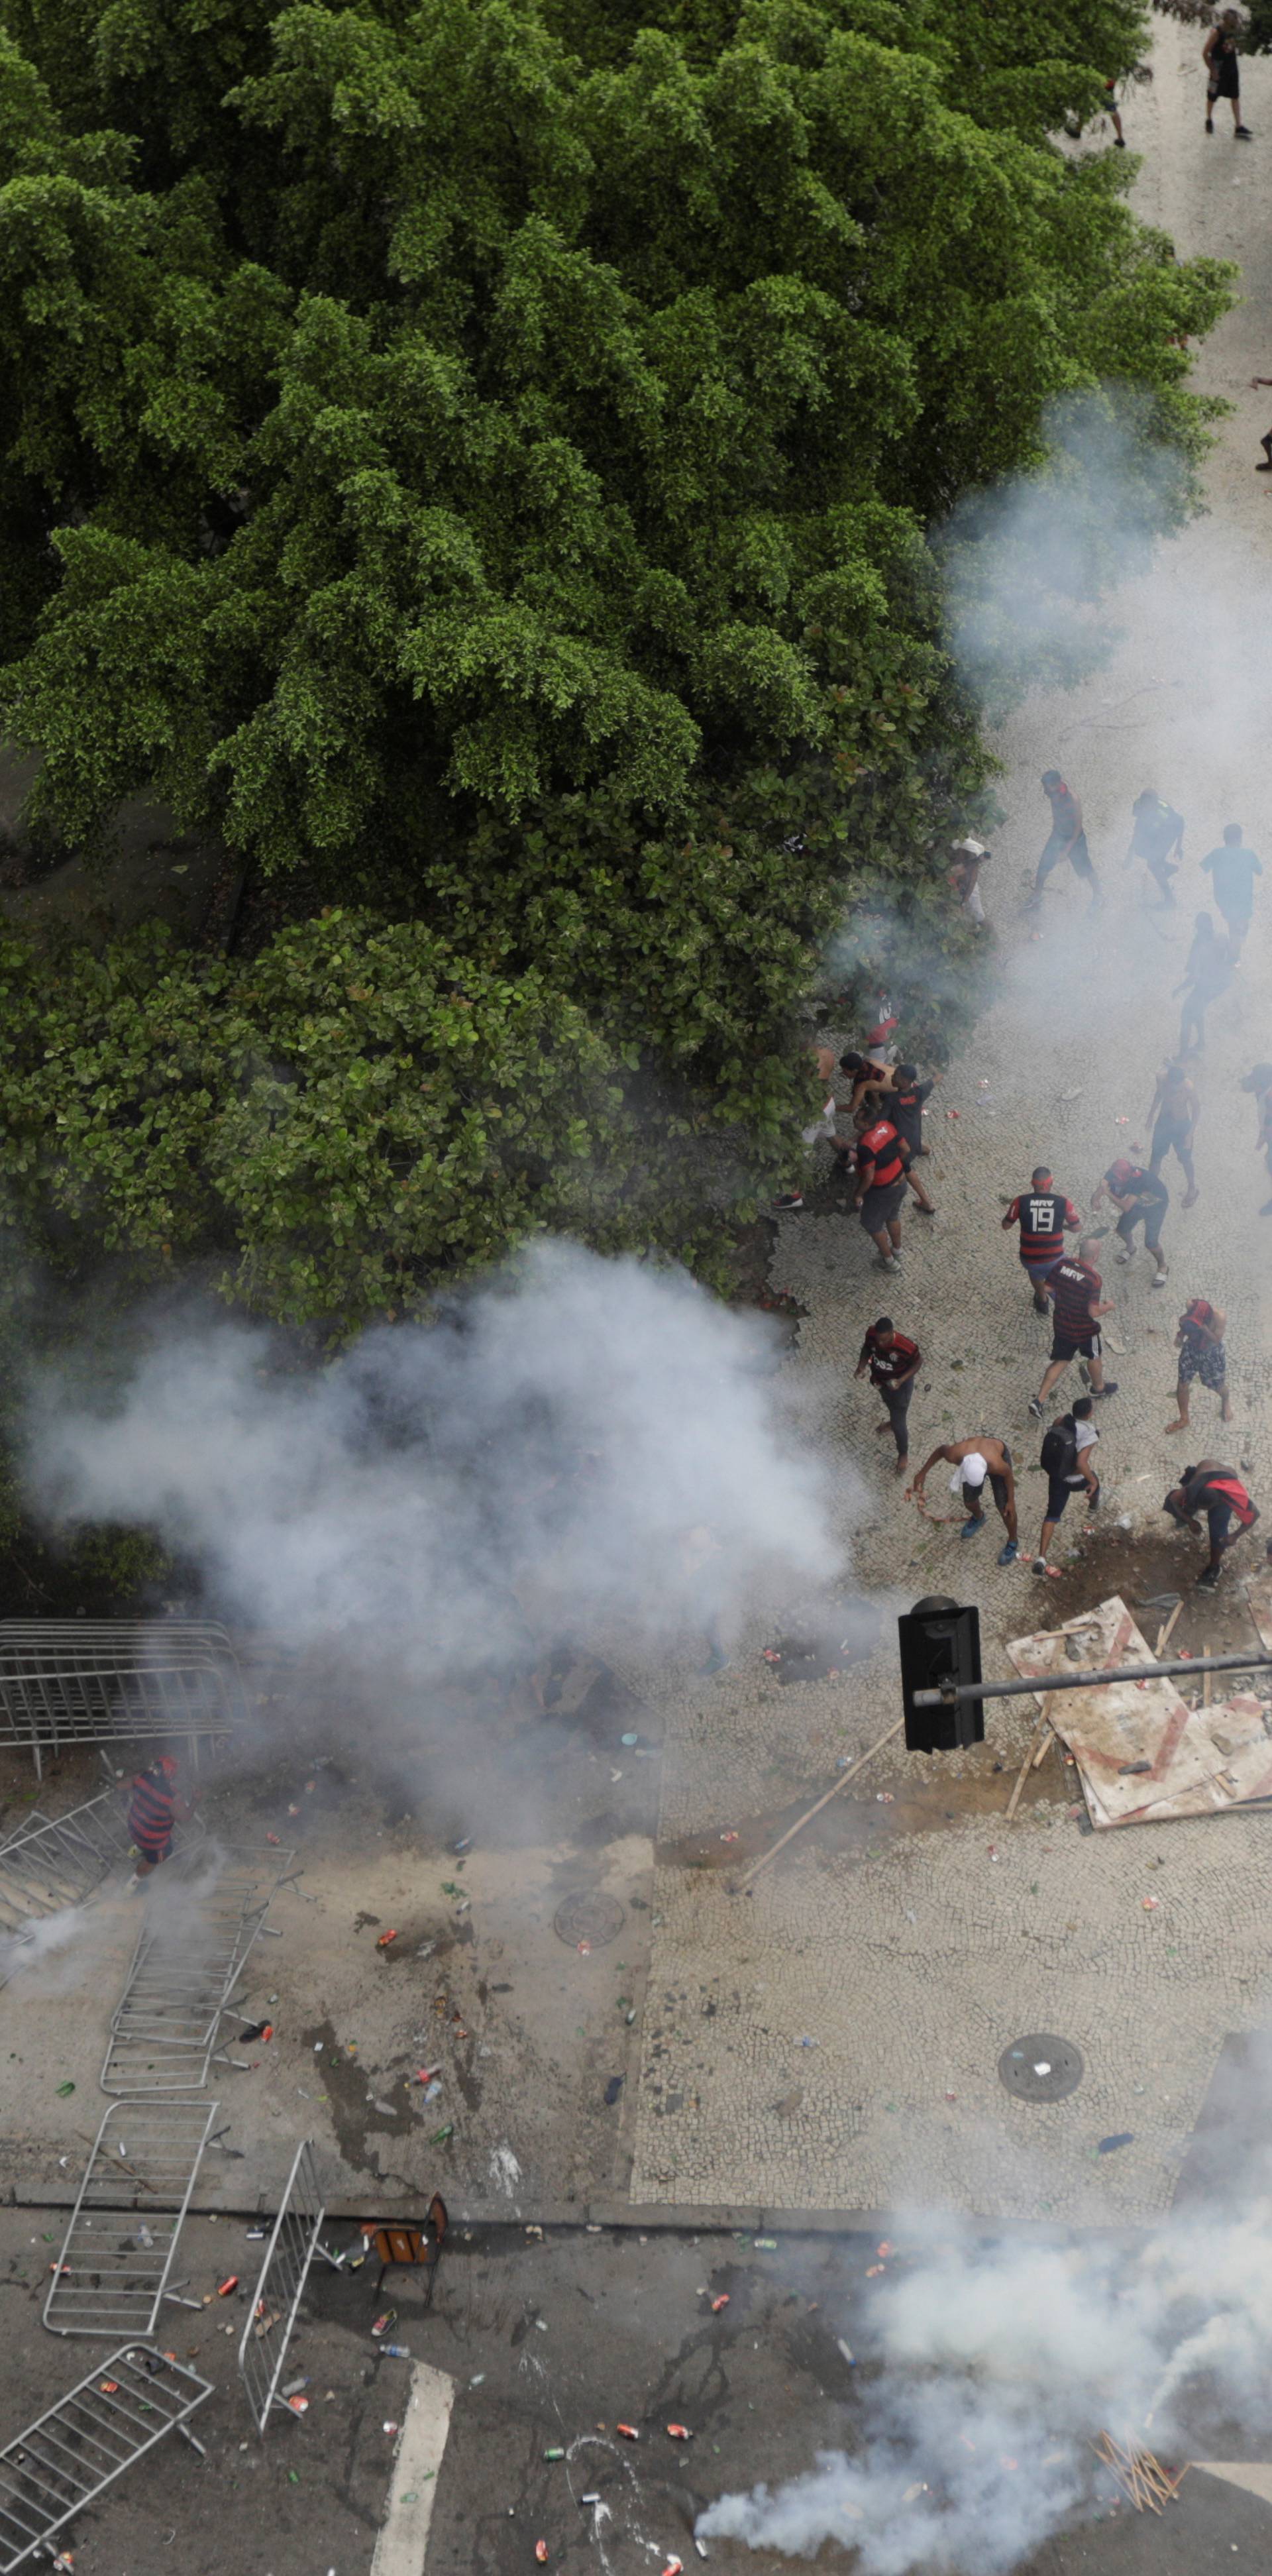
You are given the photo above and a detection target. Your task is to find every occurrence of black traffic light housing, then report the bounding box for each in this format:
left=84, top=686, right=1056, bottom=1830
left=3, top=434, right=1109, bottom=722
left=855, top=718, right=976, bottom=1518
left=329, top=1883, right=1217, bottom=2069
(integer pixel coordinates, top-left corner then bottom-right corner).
left=898, top=1595, right=984, bottom=1751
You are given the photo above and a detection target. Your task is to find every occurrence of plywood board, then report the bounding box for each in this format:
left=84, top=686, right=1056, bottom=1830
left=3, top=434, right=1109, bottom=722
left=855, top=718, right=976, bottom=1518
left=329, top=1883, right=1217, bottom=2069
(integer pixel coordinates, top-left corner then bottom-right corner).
left=1006, top=1593, right=1272, bottom=1828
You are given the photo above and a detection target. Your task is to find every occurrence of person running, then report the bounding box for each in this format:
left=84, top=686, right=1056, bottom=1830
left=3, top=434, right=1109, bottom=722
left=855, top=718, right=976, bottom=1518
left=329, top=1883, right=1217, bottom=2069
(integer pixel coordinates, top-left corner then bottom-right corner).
left=1174, top=912, right=1233, bottom=1051
left=1204, top=12, right=1251, bottom=138
left=1240, top=1062, right=1272, bottom=1215
left=1125, top=792, right=1184, bottom=908
left=852, top=1106, right=910, bottom=1271
left=1146, top=1059, right=1199, bottom=1207
left=1002, top=1167, right=1083, bottom=1313
left=1092, top=1158, right=1169, bottom=1284
left=855, top=1316, right=921, bottom=1476
left=1165, top=1298, right=1231, bottom=1435
left=1163, top=1460, right=1259, bottom=1589
left=1200, top=824, right=1262, bottom=959
left=126, top=1755, right=197, bottom=1886
left=889, top=1063, right=937, bottom=1215
left=1250, top=376, right=1272, bottom=476
left=1029, top=1234, right=1118, bottom=1415
left=908, top=1435, right=1018, bottom=1565
left=1101, top=74, right=1127, bottom=146
left=1030, top=772, right=1099, bottom=910
left=1032, top=1398, right=1101, bottom=1574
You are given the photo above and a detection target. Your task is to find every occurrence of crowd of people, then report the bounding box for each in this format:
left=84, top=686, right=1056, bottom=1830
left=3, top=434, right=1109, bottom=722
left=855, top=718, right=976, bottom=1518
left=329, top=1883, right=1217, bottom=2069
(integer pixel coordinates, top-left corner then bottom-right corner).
left=783, top=778, right=1268, bottom=1593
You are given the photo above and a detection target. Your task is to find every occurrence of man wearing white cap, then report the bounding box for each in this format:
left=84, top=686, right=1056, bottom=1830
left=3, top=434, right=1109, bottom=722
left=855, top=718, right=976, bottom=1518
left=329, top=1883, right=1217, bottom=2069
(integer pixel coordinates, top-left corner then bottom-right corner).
left=908, top=1434, right=1018, bottom=1564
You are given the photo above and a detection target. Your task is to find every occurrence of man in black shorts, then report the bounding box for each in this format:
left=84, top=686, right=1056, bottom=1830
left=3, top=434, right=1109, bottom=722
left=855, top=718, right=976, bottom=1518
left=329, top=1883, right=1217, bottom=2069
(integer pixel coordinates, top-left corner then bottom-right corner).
left=1030, top=772, right=1099, bottom=910
left=1163, top=1460, right=1259, bottom=1588
left=1092, top=1159, right=1169, bottom=1285
left=1200, top=823, right=1262, bottom=959
left=852, top=1108, right=910, bottom=1271
left=855, top=1316, right=921, bottom=1476
left=1145, top=1060, right=1198, bottom=1207
left=1204, top=12, right=1251, bottom=138
left=1125, top=792, right=1184, bottom=908
left=1029, top=1235, right=1118, bottom=1415
left=889, top=1063, right=937, bottom=1215
left=1032, top=1399, right=1100, bottom=1574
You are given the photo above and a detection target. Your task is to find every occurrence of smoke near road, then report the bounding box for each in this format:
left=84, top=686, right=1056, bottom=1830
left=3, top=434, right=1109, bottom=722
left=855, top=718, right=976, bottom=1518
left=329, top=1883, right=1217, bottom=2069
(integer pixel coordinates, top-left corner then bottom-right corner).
left=21, top=1243, right=847, bottom=1682
left=698, top=2202, right=1272, bottom=2570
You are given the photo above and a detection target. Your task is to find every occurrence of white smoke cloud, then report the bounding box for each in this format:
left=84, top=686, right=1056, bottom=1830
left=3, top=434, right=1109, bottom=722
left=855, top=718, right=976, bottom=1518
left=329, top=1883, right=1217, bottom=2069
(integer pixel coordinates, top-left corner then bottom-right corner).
left=698, top=2202, right=1272, bottom=2569
left=21, top=1243, right=847, bottom=1677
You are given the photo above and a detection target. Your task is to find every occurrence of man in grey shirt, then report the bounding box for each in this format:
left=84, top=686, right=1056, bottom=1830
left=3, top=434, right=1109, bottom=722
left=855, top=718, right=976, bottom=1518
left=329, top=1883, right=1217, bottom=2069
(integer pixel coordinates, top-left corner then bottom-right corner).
left=1201, top=824, right=1262, bottom=959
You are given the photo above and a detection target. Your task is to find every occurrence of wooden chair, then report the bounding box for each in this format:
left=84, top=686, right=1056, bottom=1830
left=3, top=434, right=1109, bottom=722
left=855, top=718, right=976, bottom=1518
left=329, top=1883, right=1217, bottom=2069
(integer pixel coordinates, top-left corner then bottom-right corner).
left=366, top=2192, right=449, bottom=2307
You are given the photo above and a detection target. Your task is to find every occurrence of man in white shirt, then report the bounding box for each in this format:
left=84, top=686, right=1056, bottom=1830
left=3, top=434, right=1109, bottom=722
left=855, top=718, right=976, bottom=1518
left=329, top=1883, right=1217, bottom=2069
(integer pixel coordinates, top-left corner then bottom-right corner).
left=1032, top=1397, right=1100, bottom=1574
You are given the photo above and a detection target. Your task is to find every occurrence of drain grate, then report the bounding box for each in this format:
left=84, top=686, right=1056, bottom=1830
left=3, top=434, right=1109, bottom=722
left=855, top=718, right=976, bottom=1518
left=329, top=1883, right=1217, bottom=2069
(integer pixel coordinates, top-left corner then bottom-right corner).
left=554, top=1890, right=625, bottom=1949
left=998, top=2033, right=1084, bottom=2103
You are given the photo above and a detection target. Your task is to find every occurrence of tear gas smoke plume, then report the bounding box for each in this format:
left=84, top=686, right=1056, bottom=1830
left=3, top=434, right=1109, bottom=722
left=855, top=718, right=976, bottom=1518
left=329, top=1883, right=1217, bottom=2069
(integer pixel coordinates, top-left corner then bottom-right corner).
left=0, top=1903, right=86, bottom=1989
left=699, top=2202, right=1272, bottom=2570
left=23, top=1244, right=847, bottom=1679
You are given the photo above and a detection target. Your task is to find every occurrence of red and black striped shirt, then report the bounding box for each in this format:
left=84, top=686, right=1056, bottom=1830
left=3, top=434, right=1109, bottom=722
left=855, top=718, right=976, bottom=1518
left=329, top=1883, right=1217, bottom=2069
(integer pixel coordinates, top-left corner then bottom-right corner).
left=1049, top=1258, right=1101, bottom=1338
left=1006, top=1189, right=1080, bottom=1261
left=128, top=1772, right=176, bottom=1853
left=856, top=1118, right=908, bottom=1189
left=859, top=1328, right=920, bottom=1388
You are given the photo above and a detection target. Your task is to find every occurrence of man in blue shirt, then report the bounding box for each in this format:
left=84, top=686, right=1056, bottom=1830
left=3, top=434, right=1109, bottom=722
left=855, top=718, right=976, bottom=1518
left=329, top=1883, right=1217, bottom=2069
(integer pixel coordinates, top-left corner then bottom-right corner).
left=1201, top=824, right=1262, bottom=959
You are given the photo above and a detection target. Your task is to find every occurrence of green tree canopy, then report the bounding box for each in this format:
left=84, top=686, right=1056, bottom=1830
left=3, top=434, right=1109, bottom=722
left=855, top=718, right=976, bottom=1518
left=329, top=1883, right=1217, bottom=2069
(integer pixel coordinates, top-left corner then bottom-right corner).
left=0, top=0, right=1235, bottom=1308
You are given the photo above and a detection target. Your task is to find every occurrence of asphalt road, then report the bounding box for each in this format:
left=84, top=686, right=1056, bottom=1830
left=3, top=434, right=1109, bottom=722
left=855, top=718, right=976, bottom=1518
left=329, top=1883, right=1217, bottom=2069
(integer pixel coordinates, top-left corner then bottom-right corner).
left=2, top=2214, right=1267, bottom=2575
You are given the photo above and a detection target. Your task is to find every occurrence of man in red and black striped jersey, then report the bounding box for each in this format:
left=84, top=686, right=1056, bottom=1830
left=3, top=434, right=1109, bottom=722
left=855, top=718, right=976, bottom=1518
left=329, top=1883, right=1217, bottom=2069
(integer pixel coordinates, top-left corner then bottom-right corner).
left=1029, top=1235, right=1118, bottom=1415
left=126, top=1756, right=196, bottom=1884
left=1002, top=1166, right=1082, bottom=1311
left=855, top=1316, right=922, bottom=1474
left=1163, top=1461, right=1260, bottom=1588
left=852, top=1110, right=910, bottom=1271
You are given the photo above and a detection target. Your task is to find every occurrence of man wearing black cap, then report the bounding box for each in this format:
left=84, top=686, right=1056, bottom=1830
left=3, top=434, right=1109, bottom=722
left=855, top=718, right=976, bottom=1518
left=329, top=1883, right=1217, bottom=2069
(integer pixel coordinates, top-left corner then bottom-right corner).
left=1031, top=772, right=1100, bottom=909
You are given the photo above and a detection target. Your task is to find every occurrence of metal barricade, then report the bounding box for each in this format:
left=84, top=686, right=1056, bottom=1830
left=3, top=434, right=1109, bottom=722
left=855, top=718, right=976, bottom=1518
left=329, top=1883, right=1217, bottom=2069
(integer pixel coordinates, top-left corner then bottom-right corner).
left=238, top=2141, right=338, bottom=2434
left=0, top=2344, right=213, bottom=2572
left=44, top=2100, right=220, bottom=2339
left=0, top=1622, right=246, bottom=1775
left=0, top=1790, right=204, bottom=1990
left=101, top=1843, right=292, bottom=2096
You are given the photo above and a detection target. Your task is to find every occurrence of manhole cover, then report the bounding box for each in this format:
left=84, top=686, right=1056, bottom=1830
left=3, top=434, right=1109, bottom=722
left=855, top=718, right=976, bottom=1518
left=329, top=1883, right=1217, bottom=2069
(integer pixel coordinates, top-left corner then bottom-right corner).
left=997, top=2033, right=1084, bottom=2103
left=554, top=1890, right=625, bottom=1949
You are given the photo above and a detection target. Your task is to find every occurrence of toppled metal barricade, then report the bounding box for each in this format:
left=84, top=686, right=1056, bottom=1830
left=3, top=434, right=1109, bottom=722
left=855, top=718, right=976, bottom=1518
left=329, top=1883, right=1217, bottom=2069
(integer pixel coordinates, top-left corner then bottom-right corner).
left=102, top=1843, right=292, bottom=2095
left=44, top=2100, right=221, bottom=2339
left=0, top=1621, right=246, bottom=1774
left=0, top=2345, right=212, bottom=2573
left=238, top=2140, right=338, bottom=2434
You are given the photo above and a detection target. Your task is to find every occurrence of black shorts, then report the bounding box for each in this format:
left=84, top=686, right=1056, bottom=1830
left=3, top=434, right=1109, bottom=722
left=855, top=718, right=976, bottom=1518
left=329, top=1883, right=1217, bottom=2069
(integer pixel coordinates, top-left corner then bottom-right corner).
left=1206, top=1500, right=1234, bottom=1547
left=1116, top=1205, right=1164, bottom=1252
left=1050, top=1327, right=1098, bottom=1364
left=1209, top=61, right=1240, bottom=101
left=1045, top=1474, right=1086, bottom=1523
left=1038, top=831, right=1094, bottom=885
left=1151, top=1115, right=1191, bottom=1164
left=859, top=1177, right=907, bottom=1234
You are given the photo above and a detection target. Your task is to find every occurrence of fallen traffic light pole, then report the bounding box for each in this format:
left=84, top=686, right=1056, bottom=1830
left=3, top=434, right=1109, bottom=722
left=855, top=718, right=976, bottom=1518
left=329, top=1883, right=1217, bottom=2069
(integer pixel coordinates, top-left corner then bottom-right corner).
left=910, top=1648, right=1272, bottom=1709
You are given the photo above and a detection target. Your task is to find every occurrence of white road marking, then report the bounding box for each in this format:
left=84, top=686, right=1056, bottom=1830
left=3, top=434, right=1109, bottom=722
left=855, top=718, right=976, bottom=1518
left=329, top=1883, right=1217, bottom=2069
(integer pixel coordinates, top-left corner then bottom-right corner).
left=1192, top=2462, right=1272, bottom=2507
left=370, top=2360, right=456, bottom=2576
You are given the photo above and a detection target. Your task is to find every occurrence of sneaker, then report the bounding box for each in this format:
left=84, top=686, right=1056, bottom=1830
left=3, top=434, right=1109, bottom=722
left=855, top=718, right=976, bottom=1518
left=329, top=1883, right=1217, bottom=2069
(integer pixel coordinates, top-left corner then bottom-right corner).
left=1257, top=461, right=1272, bottom=472
left=1092, top=1379, right=1119, bottom=1399
left=959, top=1514, right=986, bottom=1540
left=1206, top=115, right=1214, bottom=132
left=1236, top=125, right=1253, bottom=138
left=998, top=1540, right=1019, bottom=1566
left=1027, top=1396, right=1044, bottom=1420
left=1196, top=1566, right=1221, bottom=1589
left=1114, top=133, right=1126, bottom=146
left=1032, top=1555, right=1048, bottom=1576
left=773, top=1193, right=804, bottom=1211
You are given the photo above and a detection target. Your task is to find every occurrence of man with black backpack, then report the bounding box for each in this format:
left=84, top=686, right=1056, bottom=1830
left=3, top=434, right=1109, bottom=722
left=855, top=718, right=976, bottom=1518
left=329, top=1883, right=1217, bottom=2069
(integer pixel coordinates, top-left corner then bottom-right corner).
left=1032, top=1399, right=1100, bottom=1575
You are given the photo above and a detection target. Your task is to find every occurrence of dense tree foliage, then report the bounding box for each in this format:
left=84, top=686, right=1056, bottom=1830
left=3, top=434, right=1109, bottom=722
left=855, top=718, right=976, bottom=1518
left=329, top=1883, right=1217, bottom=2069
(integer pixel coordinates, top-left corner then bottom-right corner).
left=0, top=0, right=1235, bottom=1320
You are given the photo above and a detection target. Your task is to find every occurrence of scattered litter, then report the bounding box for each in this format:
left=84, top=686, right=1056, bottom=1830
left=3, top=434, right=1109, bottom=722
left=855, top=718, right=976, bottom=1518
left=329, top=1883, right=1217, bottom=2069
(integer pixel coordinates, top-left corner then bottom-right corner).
left=710, top=2295, right=729, bottom=2313
left=668, top=2423, right=693, bottom=2440
left=543, top=2446, right=565, bottom=2461
left=662, top=2560, right=684, bottom=2575
left=1098, top=2133, right=1135, bottom=2154
left=620, top=1733, right=639, bottom=1746
left=382, top=2420, right=399, bottom=2436
left=382, top=2344, right=411, bottom=2359
left=266, top=1832, right=281, bottom=1846
left=56, top=2082, right=75, bottom=2098
left=372, top=2312, right=397, bottom=2338
left=617, top=2423, right=640, bottom=2441
left=876, top=2241, right=893, bottom=2257
left=217, top=2277, right=239, bottom=2297
left=376, top=1931, right=399, bottom=1951
left=753, top=2238, right=777, bottom=2251
left=535, top=2547, right=549, bottom=2566
left=429, top=2124, right=454, bottom=2145
left=1143, top=1896, right=1160, bottom=1911
left=1092, top=2430, right=1187, bottom=2510
left=604, top=2076, right=624, bottom=2106
left=287, top=2396, right=309, bottom=2416
left=837, top=2339, right=856, bottom=2367
left=719, top=1831, right=739, bottom=1844
left=470, top=2373, right=486, bottom=2386
left=452, top=1837, right=471, bottom=1854
left=875, top=1792, right=894, bottom=1804
left=866, top=2265, right=885, bottom=2278
left=282, top=2377, right=308, bottom=2398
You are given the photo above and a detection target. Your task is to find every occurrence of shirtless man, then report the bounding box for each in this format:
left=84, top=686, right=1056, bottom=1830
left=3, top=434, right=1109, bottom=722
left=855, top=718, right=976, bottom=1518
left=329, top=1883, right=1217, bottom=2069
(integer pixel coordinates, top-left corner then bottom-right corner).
left=908, top=1435, right=1018, bottom=1566
left=1146, top=1060, right=1199, bottom=1207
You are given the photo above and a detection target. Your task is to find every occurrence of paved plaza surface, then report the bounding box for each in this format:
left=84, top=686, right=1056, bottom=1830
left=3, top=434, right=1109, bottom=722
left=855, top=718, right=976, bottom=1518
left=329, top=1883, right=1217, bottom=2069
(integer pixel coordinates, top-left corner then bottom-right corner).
left=629, top=20, right=1272, bottom=2224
